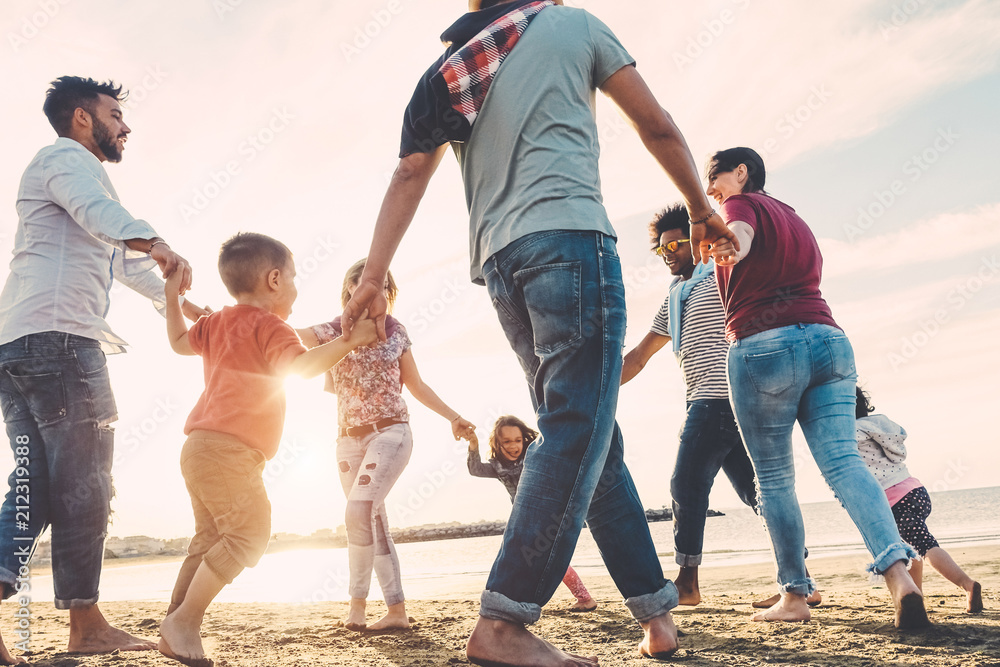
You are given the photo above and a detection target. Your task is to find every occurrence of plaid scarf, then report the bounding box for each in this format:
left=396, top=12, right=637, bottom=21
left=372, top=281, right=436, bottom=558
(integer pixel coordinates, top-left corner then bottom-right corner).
left=399, top=0, right=555, bottom=156
left=437, top=0, right=554, bottom=132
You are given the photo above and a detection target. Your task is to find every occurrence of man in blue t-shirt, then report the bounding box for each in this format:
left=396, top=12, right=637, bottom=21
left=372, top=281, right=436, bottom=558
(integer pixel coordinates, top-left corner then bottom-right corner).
left=342, top=2, right=738, bottom=664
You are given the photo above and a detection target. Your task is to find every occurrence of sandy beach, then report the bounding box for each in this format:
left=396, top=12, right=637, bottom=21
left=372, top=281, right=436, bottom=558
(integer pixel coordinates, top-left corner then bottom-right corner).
left=9, top=543, right=998, bottom=666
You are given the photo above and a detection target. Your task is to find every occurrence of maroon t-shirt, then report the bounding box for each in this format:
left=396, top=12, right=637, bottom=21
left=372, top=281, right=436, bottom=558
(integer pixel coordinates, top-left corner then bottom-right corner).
left=716, top=193, right=838, bottom=342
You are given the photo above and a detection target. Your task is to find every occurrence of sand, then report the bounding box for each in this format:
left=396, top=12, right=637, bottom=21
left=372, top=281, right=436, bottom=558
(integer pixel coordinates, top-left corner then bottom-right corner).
left=7, top=544, right=998, bottom=666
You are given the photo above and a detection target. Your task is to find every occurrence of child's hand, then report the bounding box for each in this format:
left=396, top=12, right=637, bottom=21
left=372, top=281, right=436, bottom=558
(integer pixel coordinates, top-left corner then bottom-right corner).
left=467, top=431, right=479, bottom=452
left=349, top=317, right=378, bottom=348
left=451, top=416, right=476, bottom=441
left=165, top=269, right=186, bottom=298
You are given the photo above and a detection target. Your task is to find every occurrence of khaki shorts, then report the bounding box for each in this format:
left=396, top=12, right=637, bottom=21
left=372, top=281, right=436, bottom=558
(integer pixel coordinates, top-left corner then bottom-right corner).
left=181, top=430, right=271, bottom=584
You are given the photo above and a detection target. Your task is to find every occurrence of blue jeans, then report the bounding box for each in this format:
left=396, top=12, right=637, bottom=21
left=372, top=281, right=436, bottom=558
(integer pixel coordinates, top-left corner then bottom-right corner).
left=671, top=399, right=757, bottom=566
left=481, top=231, right=675, bottom=624
left=727, top=324, right=915, bottom=595
left=0, top=332, right=117, bottom=608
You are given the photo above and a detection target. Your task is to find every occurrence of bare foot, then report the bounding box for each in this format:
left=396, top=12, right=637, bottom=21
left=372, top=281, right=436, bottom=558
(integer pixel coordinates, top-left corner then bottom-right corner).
left=0, top=631, right=26, bottom=665
left=883, top=561, right=929, bottom=630
left=638, top=612, right=679, bottom=660
left=674, top=567, right=701, bottom=606
left=365, top=602, right=411, bottom=631
left=343, top=598, right=367, bottom=631
left=753, top=590, right=822, bottom=609
left=467, top=617, right=598, bottom=666
left=567, top=599, right=597, bottom=612
left=157, top=612, right=211, bottom=667
left=751, top=592, right=810, bottom=622
left=968, top=582, right=983, bottom=614
left=68, top=624, right=156, bottom=653
left=894, top=592, right=930, bottom=630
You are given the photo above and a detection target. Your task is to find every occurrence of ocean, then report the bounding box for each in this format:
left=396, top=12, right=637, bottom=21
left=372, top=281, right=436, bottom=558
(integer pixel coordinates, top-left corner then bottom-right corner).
left=22, top=486, right=1000, bottom=605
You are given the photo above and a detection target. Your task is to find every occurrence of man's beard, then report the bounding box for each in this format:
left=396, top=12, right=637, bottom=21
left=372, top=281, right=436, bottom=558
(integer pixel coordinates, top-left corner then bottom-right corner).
left=92, top=116, right=123, bottom=163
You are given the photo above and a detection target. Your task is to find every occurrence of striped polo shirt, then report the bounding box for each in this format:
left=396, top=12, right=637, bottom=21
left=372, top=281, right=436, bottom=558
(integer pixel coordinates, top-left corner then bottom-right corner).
left=650, top=273, right=731, bottom=401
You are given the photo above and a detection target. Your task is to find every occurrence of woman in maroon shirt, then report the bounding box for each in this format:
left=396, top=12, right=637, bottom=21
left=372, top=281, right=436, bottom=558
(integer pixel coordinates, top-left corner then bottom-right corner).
left=705, top=147, right=928, bottom=629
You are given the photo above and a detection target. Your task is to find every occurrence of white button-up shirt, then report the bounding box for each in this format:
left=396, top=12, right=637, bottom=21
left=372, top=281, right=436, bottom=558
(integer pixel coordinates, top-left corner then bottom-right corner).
left=0, top=137, right=169, bottom=353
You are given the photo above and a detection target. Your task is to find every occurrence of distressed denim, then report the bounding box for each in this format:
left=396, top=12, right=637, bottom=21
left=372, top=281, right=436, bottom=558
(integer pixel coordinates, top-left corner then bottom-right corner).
left=727, top=324, right=915, bottom=595
left=480, top=231, right=675, bottom=624
left=0, top=332, right=117, bottom=608
left=337, top=422, right=412, bottom=606
left=671, top=399, right=757, bottom=566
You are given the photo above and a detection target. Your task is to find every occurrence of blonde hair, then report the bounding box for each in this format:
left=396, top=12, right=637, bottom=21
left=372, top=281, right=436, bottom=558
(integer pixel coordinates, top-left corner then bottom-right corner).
left=341, top=258, right=398, bottom=312
left=488, top=415, right=537, bottom=463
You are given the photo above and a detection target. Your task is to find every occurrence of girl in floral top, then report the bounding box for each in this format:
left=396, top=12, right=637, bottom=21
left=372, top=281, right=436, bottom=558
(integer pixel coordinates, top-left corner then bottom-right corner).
left=298, top=259, right=475, bottom=631
left=468, top=415, right=597, bottom=612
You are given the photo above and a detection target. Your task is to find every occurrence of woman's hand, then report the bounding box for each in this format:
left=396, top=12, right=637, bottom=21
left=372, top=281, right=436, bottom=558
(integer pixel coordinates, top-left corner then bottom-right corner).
left=710, top=237, right=740, bottom=266
left=467, top=431, right=480, bottom=452
left=451, top=416, right=476, bottom=441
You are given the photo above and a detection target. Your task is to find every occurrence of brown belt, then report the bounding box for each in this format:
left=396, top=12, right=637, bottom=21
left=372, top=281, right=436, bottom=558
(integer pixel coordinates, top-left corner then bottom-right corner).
left=339, top=418, right=407, bottom=438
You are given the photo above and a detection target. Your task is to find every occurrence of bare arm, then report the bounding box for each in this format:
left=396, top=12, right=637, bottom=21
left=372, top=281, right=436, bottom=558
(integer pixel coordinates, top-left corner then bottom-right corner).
left=621, top=331, right=670, bottom=385
left=399, top=349, right=475, bottom=440
left=286, top=319, right=377, bottom=378
left=599, top=65, right=738, bottom=264
left=164, top=272, right=195, bottom=356
left=342, top=146, right=449, bottom=340
left=294, top=327, right=321, bottom=348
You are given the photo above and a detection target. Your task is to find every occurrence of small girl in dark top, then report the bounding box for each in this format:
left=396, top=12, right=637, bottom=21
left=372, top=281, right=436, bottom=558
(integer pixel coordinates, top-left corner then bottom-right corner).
left=467, top=415, right=597, bottom=612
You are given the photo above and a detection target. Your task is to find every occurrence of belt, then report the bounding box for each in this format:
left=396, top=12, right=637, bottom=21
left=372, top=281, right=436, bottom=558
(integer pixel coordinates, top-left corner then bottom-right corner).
left=339, top=418, right=406, bottom=438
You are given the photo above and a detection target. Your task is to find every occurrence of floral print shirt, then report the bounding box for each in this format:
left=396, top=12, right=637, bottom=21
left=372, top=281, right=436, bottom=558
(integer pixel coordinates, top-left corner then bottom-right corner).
left=312, top=315, right=411, bottom=428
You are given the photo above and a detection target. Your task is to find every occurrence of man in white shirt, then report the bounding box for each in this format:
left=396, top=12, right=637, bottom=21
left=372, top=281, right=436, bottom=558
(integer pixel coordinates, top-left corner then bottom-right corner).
left=0, top=76, right=203, bottom=663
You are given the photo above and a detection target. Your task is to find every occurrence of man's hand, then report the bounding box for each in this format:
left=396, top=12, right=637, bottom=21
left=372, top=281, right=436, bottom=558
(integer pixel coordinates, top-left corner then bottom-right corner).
left=343, top=279, right=388, bottom=342
left=690, top=212, right=739, bottom=265
left=150, top=243, right=193, bottom=294
left=181, top=300, right=213, bottom=322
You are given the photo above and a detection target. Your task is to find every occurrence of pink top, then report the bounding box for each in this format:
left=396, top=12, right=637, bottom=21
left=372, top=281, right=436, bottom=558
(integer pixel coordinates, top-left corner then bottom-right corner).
left=717, top=193, right=838, bottom=341
left=885, top=476, right=923, bottom=507
left=312, top=315, right=411, bottom=429
left=185, top=305, right=306, bottom=458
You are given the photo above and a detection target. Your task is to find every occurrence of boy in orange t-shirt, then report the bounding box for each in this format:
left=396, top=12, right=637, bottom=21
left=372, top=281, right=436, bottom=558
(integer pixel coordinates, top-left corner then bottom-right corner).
left=157, top=232, right=375, bottom=667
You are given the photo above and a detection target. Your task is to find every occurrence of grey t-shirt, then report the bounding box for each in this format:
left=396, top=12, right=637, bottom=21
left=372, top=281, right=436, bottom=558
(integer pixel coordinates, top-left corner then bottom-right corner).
left=453, top=7, right=634, bottom=283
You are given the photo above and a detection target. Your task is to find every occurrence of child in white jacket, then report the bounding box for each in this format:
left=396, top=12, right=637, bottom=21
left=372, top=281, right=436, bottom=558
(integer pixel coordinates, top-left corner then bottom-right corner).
left=855, top=387, right=983, bottom=613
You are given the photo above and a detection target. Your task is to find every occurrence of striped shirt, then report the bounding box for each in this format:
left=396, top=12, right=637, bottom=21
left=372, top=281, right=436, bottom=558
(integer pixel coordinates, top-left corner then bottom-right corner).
left=650, top=274, right=731, bottom=401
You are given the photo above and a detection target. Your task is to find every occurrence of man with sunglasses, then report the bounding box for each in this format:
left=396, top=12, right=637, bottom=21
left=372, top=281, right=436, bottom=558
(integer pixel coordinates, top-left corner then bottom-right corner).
left=622, top=203, right=761, bottom=607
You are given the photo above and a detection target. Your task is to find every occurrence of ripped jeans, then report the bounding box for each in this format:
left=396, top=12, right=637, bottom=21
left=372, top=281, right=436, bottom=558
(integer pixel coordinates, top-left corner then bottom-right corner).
left=337, top=422, right=412, bottom=606
left=0, top=333, right=117, bottom=608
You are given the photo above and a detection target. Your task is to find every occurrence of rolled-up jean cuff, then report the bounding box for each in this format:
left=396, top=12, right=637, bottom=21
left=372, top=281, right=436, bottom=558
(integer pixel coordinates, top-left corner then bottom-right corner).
left=779, top=578, right=815, bottom=596
left=479, top=590, right=542, bottom=625
left=54, top=594, right=100, bottom=610
left=868, top=542, right=917, bottom=575
left=624, top=581, right=678, bottom=623
left=204, top=543, right=245, bottom=585
left=0, top=567, right=16, bottom=600
left=674, top=551, right=702, bottom=567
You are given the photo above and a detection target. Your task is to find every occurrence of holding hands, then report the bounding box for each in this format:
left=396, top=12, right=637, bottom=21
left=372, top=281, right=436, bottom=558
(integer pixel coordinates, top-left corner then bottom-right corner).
left=451, top=415, right=476, bottom=442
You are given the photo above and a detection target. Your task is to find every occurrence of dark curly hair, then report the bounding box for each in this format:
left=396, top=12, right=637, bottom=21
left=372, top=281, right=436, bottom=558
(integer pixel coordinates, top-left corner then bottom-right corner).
left=855, top=386, right=875, bottom=419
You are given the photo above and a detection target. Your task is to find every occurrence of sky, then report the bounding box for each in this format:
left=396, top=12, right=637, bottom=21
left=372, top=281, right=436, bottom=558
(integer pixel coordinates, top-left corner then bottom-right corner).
left=1, top=0, right=998, bottom=540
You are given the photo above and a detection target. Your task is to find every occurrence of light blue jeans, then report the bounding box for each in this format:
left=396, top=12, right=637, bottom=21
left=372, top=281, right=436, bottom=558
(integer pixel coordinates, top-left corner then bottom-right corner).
left=481, top=230, right=675, bottom=624
left=337, top=423, right=412, bottom=606
left=727, top=324, right=915, bottom=595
